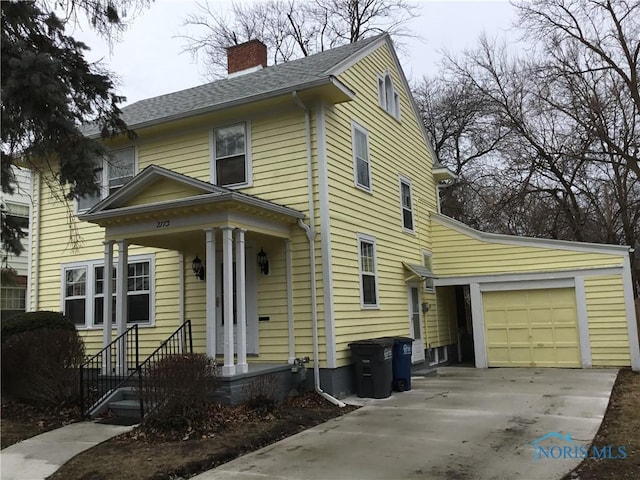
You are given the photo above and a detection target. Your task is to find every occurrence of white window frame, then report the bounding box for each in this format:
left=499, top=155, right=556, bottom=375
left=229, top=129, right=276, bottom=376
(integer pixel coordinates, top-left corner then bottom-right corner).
left=210, top=121, right=252, bottom=188
left=357, top=233, right=379, bottom=309
left=60, top=254, right=155, bottom=329
left=422, top=250, right=435, bottom=293
left=377, top=71, right=401, bottom=120
left=399, top=175, right=415, bottom=233
left=352, top=121, right=372, bottom=192
left=76, top=146, right=138, bottom=213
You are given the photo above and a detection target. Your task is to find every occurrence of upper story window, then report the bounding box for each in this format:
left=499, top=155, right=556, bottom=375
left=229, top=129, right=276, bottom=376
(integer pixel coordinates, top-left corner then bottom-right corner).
left=377, top=72, right=400, bottom=120
left=358, top=234, right=379, bottom=308
left=352, top=122, right=371, bottom=192
left=77, top=147, right=136, bottom=212
left=212, top=122, right=251, bottom=187
left=399, top=176, right=414, bottom=232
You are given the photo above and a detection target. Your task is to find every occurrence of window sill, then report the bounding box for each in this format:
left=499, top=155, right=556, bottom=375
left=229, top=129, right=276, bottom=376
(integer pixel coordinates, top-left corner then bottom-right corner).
left=402, top=227, right=416, bottom=236
left=361, top=304, right=380, bottom=310
left=354, top=184, right=373, bottom=194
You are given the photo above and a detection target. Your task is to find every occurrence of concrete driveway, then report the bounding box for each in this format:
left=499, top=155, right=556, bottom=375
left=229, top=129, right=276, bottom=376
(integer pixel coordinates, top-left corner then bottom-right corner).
left=193, top=367, right=617, bottom=480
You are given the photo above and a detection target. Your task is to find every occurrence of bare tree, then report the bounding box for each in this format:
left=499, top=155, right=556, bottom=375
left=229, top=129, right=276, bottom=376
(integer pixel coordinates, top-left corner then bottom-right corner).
left=179, top=0, right=419, bottom=79
left=420, top=0, right=640, bottom=289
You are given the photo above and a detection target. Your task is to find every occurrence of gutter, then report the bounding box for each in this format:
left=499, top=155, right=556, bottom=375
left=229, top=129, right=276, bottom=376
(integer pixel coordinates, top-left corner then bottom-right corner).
left=292, top=91, right=345, bottom=408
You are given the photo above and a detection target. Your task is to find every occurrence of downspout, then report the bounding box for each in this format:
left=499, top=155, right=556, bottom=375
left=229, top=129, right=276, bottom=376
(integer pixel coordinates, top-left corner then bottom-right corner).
left=293, top=91, right=346, bottom=408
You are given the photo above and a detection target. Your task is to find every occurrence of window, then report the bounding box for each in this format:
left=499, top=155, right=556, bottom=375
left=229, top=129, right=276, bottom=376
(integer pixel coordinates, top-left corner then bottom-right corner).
left=399, top=176, right=414, bottom=232
left=213, top=122, right=249, bottom=187
left=352, top=123, right=371, bottom=191
left=358, top=234, right=378, bottom=307
left=77, top=147, right=136, bottom=212
left=94, top=265, right=116, bottom=325
left=377, top=72, right=400, bottom=119
left=127, top=261, right=151, bottom=324
left=423, top=251, right=435, bottom=292
left=1, top=287, right=26, bottom=311
left=61, top=256, right=153, bottom=328
left=64, top=267, right=87, bottom=326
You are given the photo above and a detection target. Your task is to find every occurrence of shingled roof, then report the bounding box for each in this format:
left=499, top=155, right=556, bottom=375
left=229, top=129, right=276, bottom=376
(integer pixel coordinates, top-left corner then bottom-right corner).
left=86, top=35, right=384, bottom=136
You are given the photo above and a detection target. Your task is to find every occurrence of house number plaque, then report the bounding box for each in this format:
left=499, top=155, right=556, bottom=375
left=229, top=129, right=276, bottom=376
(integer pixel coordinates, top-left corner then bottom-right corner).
left=156, top=220, right=170, bottom=228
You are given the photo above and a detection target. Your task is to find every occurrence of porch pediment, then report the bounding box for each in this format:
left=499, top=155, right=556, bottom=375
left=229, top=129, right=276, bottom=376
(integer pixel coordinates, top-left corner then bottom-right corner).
left=84, top=165, right=228, bottom=212
left=78, top=165, right=305, bottom=245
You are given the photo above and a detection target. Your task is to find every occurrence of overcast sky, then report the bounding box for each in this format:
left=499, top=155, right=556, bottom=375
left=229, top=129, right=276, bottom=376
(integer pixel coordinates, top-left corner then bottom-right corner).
left=69, top=0, right=518, bottom=106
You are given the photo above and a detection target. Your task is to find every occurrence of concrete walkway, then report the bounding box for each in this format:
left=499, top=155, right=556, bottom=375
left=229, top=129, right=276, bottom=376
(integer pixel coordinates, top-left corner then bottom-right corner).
left=1, top=421, right=135, bottom=480
left=193, top=367, right=617, bottom=480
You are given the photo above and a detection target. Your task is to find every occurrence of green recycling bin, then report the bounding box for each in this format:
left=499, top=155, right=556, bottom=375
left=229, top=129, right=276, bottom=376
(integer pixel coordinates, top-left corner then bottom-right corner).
left=348, top=338, right=393, bottom=398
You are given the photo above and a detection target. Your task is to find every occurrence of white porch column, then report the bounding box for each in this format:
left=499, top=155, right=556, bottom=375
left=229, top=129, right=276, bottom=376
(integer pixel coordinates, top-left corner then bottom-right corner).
left=221, top=227, right=235, bottom=376
left=204, top=228, right=216, bottom=358
left=235, top=229, right=248, bottom=374
left=115, top=239, right=128, bottom=372
left=286, top=239, right=295, bottom=364
left=102, top=240, right=114, bottom=374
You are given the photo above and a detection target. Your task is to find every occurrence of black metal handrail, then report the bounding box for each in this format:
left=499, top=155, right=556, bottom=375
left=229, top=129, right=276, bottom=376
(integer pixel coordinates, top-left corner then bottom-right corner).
left=79, top=324, right=139, bottom=417
left=137, top=320, right=193, bottom=418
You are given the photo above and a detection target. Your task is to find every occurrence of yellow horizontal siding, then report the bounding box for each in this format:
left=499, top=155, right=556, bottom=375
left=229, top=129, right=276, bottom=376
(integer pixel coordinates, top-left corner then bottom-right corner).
left=125, top=179, right=206, bottom=206
left=585, top=275, right=631, bottom=367
left=327, top=44, right=439, bottom=366
left=432, top=221, right=625, bottom=276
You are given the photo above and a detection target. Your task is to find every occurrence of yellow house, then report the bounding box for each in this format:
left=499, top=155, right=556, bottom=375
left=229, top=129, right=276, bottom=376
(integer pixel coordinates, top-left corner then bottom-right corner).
left=29, top=35, right=639, bottom=406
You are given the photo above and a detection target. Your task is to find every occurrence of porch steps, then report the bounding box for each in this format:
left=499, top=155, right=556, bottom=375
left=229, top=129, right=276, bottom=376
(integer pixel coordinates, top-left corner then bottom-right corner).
left=107, top=387, right=142, bottom=420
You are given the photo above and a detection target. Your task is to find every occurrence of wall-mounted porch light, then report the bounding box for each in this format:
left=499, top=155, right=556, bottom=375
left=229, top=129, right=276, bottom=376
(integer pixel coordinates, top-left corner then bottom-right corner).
left=257, top=248, right=269, bottom=275
left=192, top=255, right=205, bottom=280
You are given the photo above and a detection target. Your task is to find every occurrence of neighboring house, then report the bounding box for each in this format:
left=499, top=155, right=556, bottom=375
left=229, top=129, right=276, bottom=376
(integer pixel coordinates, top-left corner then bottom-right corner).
left=29, top=35, right=639, bottom=402
left=1, top=166, right=31, bottom=320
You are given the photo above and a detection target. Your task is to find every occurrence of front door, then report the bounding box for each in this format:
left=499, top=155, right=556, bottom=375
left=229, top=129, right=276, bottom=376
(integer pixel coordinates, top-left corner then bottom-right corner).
left=215, top=247, right=258, bottom=354
left=408, top=284, right=425, bottom=363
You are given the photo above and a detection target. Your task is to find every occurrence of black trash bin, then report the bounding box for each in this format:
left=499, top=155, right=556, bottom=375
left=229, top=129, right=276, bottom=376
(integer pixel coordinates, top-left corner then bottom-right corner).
left=348, top=338, right=393, bottom=398
left=390, top=337, right=414, bottom=392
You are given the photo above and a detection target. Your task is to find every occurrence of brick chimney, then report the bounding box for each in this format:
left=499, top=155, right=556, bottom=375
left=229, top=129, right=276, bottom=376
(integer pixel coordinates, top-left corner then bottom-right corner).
left=226, top=39, right=267, bottom=76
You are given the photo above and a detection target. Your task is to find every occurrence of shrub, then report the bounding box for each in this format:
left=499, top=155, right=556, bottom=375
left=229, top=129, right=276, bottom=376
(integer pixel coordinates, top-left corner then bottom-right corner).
left=244, top=374, right=281, bottom=416
left=1, top=311, right=75, bottom=340
left=1, top=328, right=85, bottom=407
left=139, top=353, right=218, bottom=431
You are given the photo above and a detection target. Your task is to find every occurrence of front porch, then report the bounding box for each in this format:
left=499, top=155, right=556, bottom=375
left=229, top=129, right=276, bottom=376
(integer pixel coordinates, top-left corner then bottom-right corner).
left=77, top=166, right=310, bottom=400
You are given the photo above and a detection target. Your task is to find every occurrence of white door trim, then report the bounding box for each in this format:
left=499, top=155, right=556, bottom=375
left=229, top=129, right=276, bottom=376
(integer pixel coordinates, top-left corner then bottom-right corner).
left=407, top=283, right=425, bottom=363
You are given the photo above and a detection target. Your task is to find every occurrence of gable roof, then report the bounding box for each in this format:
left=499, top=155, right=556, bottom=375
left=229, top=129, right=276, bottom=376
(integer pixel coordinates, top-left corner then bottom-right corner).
left=78, top=165, right=305, bottom=222
left=84, top=35, right=384, bottom=136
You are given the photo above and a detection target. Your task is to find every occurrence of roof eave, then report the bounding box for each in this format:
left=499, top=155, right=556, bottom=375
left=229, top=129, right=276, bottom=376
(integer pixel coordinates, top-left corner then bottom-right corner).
left=86, top=77, right=352, bottom=139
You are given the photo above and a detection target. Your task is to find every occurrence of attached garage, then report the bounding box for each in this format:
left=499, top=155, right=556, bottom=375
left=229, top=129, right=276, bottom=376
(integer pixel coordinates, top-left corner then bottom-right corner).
left=483, top=287, right=581, bottom=368
left=431, top=213, right=640, bottom=371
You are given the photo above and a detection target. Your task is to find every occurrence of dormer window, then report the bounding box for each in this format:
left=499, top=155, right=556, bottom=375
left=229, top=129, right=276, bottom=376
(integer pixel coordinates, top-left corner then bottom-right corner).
left=377, top=72, right=400, bottom=120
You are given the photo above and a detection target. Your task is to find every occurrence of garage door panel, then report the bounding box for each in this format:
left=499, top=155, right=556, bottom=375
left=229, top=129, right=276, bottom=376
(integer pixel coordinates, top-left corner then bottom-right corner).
left=484, top=288, right=581, bottom=368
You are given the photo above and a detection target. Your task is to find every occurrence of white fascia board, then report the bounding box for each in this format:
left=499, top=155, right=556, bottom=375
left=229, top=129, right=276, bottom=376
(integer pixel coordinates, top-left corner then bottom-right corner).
left=432, top=213, right=631, bottom=255
left=434, top=266, right=624, bottom=286
left=329, top=76, right=356, bottom=101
